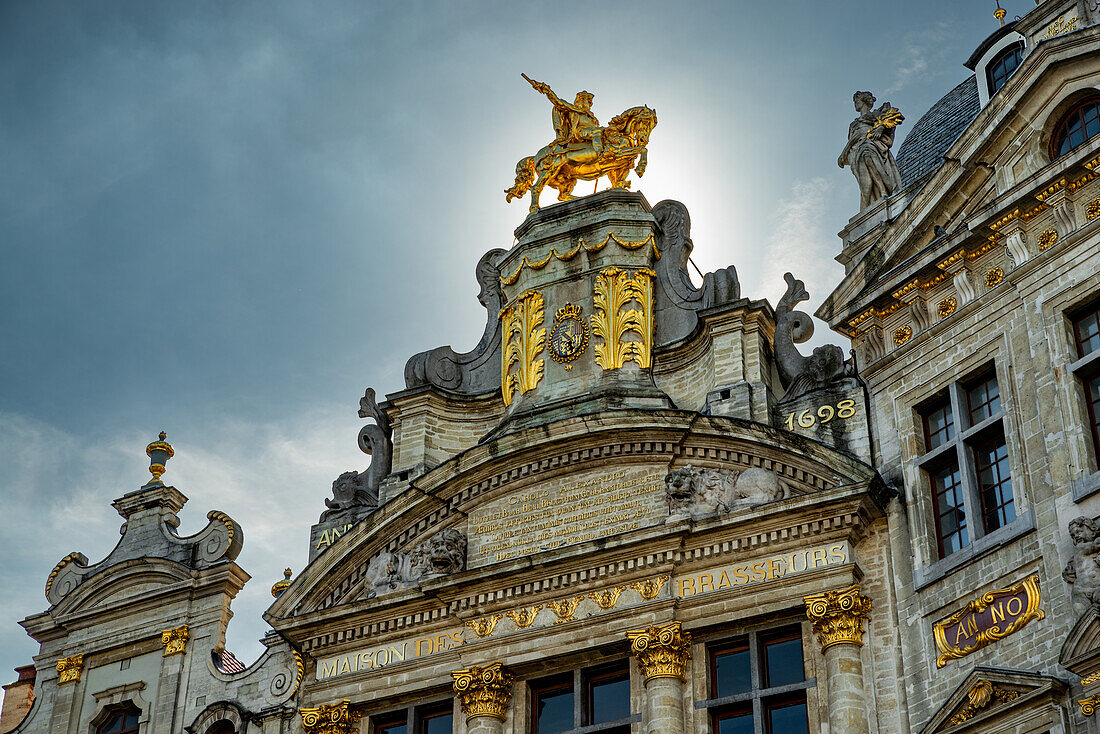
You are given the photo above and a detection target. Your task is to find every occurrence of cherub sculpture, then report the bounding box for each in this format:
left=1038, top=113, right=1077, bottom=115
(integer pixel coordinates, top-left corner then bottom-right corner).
left=1064, top=516, right=1100, bottom=607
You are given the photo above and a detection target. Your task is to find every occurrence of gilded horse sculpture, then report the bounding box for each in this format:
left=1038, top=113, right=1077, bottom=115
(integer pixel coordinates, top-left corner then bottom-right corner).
left=506, top=75, right=657, bottom=213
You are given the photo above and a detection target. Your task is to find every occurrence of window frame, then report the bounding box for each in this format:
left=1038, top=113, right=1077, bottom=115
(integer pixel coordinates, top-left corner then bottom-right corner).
left=95, top=705, right=142, bottom=734
left=528, top=661, right=636, bottom=734
left=916, top=365, right=1016, bottom=559
left=1049, top=95, right=1100, bottom=159
left=1070, top=299, right=1100, bottom=469
left=698, top=624, right=815, bottom=734
left=986, top=41, right=1024, bottom=96
left=369, top=699, right=455, bottom=734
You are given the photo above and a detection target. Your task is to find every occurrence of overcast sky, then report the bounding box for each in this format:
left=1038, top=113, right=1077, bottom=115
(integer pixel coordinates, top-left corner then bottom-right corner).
left=0, top=1, right=1021, bottom=678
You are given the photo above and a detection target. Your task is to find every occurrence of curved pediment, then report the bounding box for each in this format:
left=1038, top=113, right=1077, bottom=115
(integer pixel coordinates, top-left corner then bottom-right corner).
left=49, top=558, right=193, bottom=618
left=269, top=409, right=881, bottom=630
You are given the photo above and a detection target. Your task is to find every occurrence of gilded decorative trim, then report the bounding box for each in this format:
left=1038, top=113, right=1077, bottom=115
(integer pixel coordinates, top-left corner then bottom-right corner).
left=45, top=552, right=85, bottom=599
left=1081, top=695, right=1100, bottom=716
left=56, top=654, right=83, bottom=684
left=1082, top=670, right=1100, bottom=686
left=545, top=596, right=583, bottom=624
left=1036, top=227, right=1058, bottom=251
left=936, top=248, right=967, bottom=272
left=933, top=573, right=1043, bottom=668
left=591, top=267, right=654, bottom=370
left=452, top=662, right=513, bottom=722
left=505, top=605, right=542, bottom=629
left=948, top=680, right=1020, bottom=725
left=161, top=625, right=189, bottom=656
left=207, top=510, right=236, bottom=546
left=937, top=297, right=957, bottom=319
left=627, top=621, right=692, bottom=682
left=288, top=651, right=305, bottom=697
left=499, top=232, right=659, bottom=285
left=804, top=583, right=872, bottom=652
left=300, top=699, right=360, bottom=734
left=1088, top=198, right=1100, bottom=221
left=500, top=290, right=546, bottom=406
left=984, top=267, right=1004, bottom=289
left=466, top=613, right=503, bottom=639
left=893, top=325, right=913, bottom=346
left=631, top=575, right=668, bottom=600
left=589, top=586, right=627, bottom=610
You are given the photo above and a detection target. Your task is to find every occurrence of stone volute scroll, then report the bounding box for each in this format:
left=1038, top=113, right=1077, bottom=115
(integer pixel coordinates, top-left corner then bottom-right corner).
left=1063, top=516, right=1100, bottom=607
left=404, top=248, right=509, bottom=394
left=300, top=699, right=361, bottom=734
left=320, top=388, right=390, bottom=522
left=651, top=199, right=741, bottom=347
left=775, top=273, right=856, bottom=401
left=452, top=662, right=514, bottom=727
left=839, top=91, right=904, bottom=209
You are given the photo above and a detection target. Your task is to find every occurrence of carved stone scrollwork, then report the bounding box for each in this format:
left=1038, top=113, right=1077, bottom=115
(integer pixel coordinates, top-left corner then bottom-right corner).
left=322, top=387, right=390, bottom=521
left=160, top=625, right=189, bottom=656
left=404, top=248, right=509, bottom=394
left=451, top=662, right=514, bottom=722
left=775, top=273, right=855, bottom=401
left=664, top=466, right=785, bottom=520
left=651, top=200, right=741, bottom=347
left=627, top=620, right=692, bottom=682
left=364, top=528, right=468, bottom=598
left=56, top=654, right=83, bottom=684
left=300, top=699, right=361, bottom=734
left=804, top=583, right=872, bottom=651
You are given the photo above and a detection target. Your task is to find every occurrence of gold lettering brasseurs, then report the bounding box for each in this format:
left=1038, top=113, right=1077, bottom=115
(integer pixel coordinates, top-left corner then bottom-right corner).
left=676, top=542, right=850, bottom=598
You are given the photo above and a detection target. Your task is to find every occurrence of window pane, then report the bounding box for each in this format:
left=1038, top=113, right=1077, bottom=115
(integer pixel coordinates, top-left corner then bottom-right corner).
left=535, top=688, right=573, bottom=734
left=713, top=644, right=751, bottom=698
left=1087, top=372, right=1100, bottom=461
left=932, top=462, right=969, bottom=556
left=421, top=713, right=451, bottom=734
left=924, top=400, right=955, bottom=450
left=715, top=710, right=754, bottom=734
left=966, top=374, right=1001, bottom=424
left=763, top=636, right=804, bottom=688
left=1054, top=101, right=1100, bottom=156
left=590, top=674, right=630, bottom=724
left=976, top=437, right=1015, bottom=532
left=1075, top=307, right=1100, bottom=357
left=377, top=723, right=407, bottom=734
left=766, top=700, right=809, bottom=734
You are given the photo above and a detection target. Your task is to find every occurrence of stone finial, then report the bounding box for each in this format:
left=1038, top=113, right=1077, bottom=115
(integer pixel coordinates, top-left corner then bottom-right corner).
left=300, top=700, right=361, bottom=734
left=804, top=583, right=872, bottom=651
left=145, top=431, right=174, bottom=486
left=161, top=625, right=189, bottom=656
left=55, top=654, right=83, bottom=684
left=626, top=620, right=692, bottom=683
left=271, top=568, right=293, bottom=598
left=451, top=662, right=514, bottom=722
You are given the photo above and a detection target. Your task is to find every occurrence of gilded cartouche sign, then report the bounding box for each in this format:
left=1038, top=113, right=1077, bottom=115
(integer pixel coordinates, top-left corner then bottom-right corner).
left=933, top=573, right=1044, bottom=668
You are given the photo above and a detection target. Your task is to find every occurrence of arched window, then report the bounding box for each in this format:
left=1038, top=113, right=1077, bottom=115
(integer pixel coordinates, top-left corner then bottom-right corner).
left=1051, top=97, right=1100, bottom=157
left=96, top=704, right=140, bottom=734
left=987, top=42, right=1024, bottom=95
left=205, top=722, right=235, bottom=734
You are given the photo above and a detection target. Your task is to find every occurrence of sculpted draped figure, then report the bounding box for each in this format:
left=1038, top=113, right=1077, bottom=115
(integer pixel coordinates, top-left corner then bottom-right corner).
left=506, top=75, right=657, bottom=213
left=839, top=91, right=904, bottom=210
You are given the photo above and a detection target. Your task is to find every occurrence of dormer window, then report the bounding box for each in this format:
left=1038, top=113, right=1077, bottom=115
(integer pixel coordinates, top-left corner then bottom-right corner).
left=986, top=42, right=1024, bottom=94
left=1051, top=97, right=1100, bottom=157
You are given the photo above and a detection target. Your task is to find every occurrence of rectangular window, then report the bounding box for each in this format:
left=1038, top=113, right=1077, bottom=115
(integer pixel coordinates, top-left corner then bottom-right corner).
left=1073, top=302, right=1100, bottom=465
left=917, top=363, right=1015, bottom=558
left=703, top=625, right=811, bottom=734
left=371, top=702, right=452, bottom=734
left=530, top=662, right=632, bottom=734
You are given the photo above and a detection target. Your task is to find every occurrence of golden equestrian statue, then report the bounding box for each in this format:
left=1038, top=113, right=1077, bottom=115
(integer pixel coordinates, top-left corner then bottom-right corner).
left=506, top=75, right=657, bottom=213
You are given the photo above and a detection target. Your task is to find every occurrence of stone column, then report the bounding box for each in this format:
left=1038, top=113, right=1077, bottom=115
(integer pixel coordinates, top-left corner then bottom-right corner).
left=626, top=621, right=691, bottom=734
left=451, top=662, right=513, bottom=734
left=804, top=583, right=872, bottom=734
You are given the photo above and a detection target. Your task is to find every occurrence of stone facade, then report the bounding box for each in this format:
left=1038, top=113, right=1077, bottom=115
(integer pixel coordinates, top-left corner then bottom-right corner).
left=6, top=2, right=1100, bottom=733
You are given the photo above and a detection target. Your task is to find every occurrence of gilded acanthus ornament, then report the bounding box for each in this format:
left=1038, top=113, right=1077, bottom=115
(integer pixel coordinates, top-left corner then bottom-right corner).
left=501, top=290, right=546, bottom=406
left=1081, top=694, right=1100, bottom=716
left=589, top=586, right=627, bottom=610
left=505, top=605, right=542, bottom=629
left=591, top=267, right=654, bottom=370
left=948, top=680, right=1020, bottom=725
left=627, top=620, right=692, bottom=682
left=505, top=75, right=657, bottom=213
left=161, top=625, right=189, bottom=656
left=466, top=613, right=504, bottom=639
left=300, top=699, right=361, bottom=734
left=630, top=575, right=668, bottom=600
left=452, top=662, right=514, bottom=722
left=804, top=584, right=872, bottom=652
left=545, top=596, right=583, bottom=624
left=55, top=654, right=83, bottom=684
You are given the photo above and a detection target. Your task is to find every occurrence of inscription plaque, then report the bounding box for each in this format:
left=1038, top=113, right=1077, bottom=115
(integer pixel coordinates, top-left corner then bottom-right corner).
left=468, top=466, right=665, bottom=567
left=933, top=573, right=1044, bottom=668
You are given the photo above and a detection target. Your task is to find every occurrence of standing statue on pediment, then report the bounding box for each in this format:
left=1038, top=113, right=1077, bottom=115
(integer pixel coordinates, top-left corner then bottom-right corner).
left=839, top=91, right=904, bottom=210
left=1064, top=517, right=1100, bottom=607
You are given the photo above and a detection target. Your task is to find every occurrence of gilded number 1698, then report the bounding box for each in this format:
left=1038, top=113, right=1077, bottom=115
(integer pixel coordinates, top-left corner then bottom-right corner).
left=784, top=399, right=857, bottom=431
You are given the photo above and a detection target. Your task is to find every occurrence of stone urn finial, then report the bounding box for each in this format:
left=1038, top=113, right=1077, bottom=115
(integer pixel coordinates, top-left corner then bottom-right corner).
left=144, top=431, right=174, bottom=486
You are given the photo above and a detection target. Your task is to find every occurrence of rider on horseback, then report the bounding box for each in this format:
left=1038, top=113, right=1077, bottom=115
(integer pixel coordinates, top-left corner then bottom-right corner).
left=524, top=75, right=605, bottom=158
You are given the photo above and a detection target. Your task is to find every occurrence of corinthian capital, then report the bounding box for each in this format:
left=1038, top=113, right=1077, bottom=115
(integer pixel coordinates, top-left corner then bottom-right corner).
left=804, top=583, right=872, bottom=651
left=300, top=700, right=361, bottom=734
left=451, top=661, right=513, bottom=722
left=626, top=620, right=692, bottom=682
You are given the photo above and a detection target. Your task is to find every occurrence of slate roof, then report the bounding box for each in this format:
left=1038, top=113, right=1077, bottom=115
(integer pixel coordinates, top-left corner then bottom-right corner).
left=895, top=76, right=981, bottom=189
left=212, top=648, right=247, bottom=674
